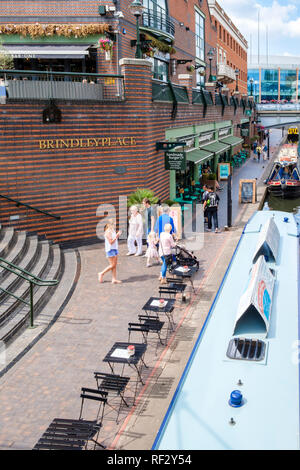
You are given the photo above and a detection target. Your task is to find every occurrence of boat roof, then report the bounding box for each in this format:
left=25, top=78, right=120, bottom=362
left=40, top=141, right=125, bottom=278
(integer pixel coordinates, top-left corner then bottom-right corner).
left=277, top=144, right=298, bottom=163
left=153, top=211, right=300, bottom=450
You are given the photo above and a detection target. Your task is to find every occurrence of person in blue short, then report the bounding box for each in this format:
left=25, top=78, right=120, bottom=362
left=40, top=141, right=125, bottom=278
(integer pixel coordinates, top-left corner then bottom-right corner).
left=98, top=219, right=122, bottom=284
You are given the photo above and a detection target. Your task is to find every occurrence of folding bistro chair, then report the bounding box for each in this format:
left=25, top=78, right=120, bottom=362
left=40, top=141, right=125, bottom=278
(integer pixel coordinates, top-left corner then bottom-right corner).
left=138, top=314, right=165, bottom=348
left=93, top=372, right=130, bottom=424
left=33, top=418, right=102, bottom=450
left=78, top=388, right=108, bottom=449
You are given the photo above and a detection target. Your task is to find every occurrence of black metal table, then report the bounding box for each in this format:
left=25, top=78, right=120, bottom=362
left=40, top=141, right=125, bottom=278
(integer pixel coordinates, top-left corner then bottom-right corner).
left=170, top=265, right=198, bottom=292
left=142, top=297, right=176, bottom=333
left=103, top=342, right=147, bottom=403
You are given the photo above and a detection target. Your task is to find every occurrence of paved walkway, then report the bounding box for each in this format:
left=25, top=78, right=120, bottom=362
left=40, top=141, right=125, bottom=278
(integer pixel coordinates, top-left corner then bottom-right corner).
left=0, top=131, right=283, bottom=450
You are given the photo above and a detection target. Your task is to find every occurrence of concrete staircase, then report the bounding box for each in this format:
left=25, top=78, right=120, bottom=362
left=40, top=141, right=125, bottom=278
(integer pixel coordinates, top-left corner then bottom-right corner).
left=0, top=225, right=78, bottom=345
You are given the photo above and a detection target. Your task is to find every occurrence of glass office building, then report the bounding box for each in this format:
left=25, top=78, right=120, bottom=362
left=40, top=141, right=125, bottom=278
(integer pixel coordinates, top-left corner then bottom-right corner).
left=248, top=56, right=300, bottom=103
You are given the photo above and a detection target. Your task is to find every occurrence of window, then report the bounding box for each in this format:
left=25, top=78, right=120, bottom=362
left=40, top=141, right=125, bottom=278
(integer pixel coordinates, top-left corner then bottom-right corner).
left=149, top=57, right=169, bottom=81
left=219, top=25, right=222, bottom=39
left=195, top=10, right=205, bottom=61
left=226, top=338, right=266, bottom=361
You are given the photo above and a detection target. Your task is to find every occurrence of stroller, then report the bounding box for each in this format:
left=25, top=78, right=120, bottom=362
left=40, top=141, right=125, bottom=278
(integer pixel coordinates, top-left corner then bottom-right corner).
left=164, top=244, right=200, bottom=273
left=175, top=244, right=199, bottom=270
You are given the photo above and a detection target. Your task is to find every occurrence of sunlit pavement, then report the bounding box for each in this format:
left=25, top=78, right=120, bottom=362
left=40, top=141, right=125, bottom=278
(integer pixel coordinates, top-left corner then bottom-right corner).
left=0, top=131, right=283, bottom=450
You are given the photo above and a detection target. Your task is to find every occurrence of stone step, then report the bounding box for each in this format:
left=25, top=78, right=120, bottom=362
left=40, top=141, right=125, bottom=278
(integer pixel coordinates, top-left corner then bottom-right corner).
left=0, top=227, right=16, bottom=258
left=0, top=241, right=51, bottom=327
left=0, top=236, right=40, bottom=302
left=0, top=244, right=63, bottom=344
left=0, top=231, right=28, bottom=281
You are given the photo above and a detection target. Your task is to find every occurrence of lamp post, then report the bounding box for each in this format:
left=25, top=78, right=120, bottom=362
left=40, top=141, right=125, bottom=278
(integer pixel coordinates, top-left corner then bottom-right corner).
left=129, top=0, right=145, bottom=59
left=249, top=78, right=253, bottom=96
left=235, top=68, right=239, bottom=92
left=207, top=49, right=214, bottom=82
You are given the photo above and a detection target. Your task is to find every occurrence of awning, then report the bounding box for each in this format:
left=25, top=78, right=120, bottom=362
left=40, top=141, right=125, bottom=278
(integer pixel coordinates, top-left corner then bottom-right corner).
left=201, top=141, right=230, bottom=155
left=3, top=45, right=90, bottom=59
left=186, top=148, right=213, bottom=164
left=219, top=136, right=244, bottom=147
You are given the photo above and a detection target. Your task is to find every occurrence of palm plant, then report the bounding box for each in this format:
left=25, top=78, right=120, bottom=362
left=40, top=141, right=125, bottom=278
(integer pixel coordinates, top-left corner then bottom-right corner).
left=127, top=188, right=158, bottom=207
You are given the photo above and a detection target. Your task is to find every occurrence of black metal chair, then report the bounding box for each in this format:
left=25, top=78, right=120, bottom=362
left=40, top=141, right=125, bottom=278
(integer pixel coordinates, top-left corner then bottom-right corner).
left=33, top=417, right=105, bottom=451
left=138, top=314, right=165, bottom=346
left=128, top=322, right=150, bottom=344
left=93, top=372, right=130, bottom=423
left=160, top=278, right=188, bottom=302
left=78, top=388, right=108, bottom=449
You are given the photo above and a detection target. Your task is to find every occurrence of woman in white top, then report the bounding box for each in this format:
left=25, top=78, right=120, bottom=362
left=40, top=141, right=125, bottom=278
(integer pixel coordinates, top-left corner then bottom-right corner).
left=159, top=223, right=176, bottom=284
left=98, top=219, right=122, bottom=284
left=127, top=205, right=144, bottom=256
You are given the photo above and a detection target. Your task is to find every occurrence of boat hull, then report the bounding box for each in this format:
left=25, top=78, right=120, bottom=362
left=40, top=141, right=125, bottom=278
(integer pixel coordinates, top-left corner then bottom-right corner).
left=267, top=183, right=300, bottom=198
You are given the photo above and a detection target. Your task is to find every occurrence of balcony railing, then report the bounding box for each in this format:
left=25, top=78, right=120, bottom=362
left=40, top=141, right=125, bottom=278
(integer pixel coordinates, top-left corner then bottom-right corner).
left=142, top=7, right=175, bottom=38
left=0, top=70, right=125, bottom=102
left=217, top=64, right=236, bottom=83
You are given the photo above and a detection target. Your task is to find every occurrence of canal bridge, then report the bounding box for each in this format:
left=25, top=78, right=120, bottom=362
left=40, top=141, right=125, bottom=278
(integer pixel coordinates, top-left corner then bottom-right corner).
left=256, top=103, right=300, bottom=129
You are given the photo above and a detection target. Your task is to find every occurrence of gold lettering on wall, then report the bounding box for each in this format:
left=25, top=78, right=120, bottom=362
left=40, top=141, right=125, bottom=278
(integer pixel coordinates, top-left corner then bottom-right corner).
left=38, top=137, right=138, bottom=150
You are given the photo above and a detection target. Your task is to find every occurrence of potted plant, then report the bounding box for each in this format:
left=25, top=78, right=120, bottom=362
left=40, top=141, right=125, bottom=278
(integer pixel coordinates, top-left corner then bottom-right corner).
left=127, top=188, right=158, bottom=208
left=202, top=172, right=217, bottom=191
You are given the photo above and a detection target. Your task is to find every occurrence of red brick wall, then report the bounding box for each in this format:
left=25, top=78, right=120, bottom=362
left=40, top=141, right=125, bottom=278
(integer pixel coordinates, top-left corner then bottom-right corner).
left=0, top=61, right=252, bottom=245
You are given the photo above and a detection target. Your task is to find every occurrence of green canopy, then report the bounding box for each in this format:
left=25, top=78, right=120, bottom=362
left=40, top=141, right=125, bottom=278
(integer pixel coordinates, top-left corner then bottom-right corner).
left=219, top=136, right=244, bottom=147
left=186, top=148, right=213, bottom=164
left=201, top=141, right=230, bottom=155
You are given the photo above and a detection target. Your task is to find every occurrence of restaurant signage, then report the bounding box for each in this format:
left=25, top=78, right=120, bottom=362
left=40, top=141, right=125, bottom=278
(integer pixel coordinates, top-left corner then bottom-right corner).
left=165, top=151, right=186, bottom=171
left=218, top=127, right=231, bottom=137
left=198, top=132, right=214, bottom=146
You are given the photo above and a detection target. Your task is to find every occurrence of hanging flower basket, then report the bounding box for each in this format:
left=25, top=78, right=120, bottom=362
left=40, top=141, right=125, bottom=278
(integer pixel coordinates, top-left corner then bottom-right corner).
left=186, top=65, right=195, bottom=73
left=98, top=38, right=114, bottom=59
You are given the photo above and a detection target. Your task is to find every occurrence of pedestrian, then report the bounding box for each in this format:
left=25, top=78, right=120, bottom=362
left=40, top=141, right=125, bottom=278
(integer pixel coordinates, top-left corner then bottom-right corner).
left=127, top=205, right=143, bottom=256
left=202, top=184, right=209, bottom=223
left=203, top=186, right=220, bottom=233
left=158, top=223, right=176, bottom=284
left=142, top=197, right=156, bottom=236
left=263, top=144, right=268, bottom=161
left=98, top=219, right=122, bottom=284
left=154, top=205, right=176, bottom=238
left=145, top=231, right=159, bottom=267
left=257, top=145, right=262, bottom=162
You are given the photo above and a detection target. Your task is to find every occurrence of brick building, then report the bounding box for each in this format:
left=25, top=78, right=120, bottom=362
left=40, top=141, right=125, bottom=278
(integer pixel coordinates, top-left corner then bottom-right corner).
left=0, top=1, right=253, bottom=245
left=208, top=0, right=248, bottom=95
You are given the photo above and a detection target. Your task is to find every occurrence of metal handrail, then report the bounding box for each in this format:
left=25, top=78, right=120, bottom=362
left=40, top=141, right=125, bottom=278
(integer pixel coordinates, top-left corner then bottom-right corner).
left=0, top=69, right=124, bottom=79
left=142, top=8, right=175, bottom=36
left=0, top=194, right=61, bottom=220
left=0, top=256, right=59, bottom=328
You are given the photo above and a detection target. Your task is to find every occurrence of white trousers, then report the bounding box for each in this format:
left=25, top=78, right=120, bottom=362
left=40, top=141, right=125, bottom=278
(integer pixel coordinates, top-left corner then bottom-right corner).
left=127, top=235, right=143, bottom=254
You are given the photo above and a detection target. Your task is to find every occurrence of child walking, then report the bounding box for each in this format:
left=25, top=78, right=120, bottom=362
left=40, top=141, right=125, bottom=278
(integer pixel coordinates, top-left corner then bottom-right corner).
left=145, top=231, right=159, bottom=267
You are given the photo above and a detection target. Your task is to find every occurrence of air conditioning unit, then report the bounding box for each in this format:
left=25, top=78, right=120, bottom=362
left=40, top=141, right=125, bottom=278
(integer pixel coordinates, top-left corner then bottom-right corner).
left=106, top=5, right=116, bottom=11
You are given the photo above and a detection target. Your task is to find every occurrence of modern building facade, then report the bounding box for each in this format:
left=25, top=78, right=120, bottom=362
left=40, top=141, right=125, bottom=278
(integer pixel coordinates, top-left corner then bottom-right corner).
left=208, top=0, right=248, bottom=95
left=248, top=55, right=300, bottom=103
left=0, top=0, right=253, bottom=245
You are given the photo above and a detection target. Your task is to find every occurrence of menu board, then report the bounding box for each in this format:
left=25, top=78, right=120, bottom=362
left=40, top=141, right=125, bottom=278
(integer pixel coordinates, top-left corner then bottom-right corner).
left=165, top=151, right=186, bottom=171
left=218, top=162, right=231, bottom=180
left=239, top=179, right=256, bottom=203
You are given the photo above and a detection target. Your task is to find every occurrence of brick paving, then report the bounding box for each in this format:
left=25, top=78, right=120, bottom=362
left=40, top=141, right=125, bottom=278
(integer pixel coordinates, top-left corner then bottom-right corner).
left=0, top=131, right=283, bottom=450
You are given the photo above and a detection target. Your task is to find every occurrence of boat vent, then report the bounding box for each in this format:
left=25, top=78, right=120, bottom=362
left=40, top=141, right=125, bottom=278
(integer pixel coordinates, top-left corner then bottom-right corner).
left=226, top=338, right=266, bottom=361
